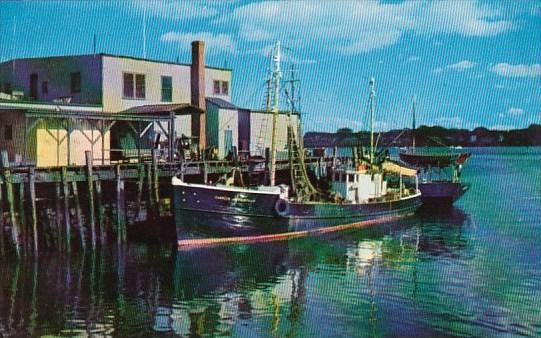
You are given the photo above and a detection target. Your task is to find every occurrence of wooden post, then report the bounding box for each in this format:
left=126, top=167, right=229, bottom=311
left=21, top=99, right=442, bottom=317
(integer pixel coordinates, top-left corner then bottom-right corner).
left=55, top=182, right=63, bottom=251
left=95, top=179, right=105, bottom=245
left=115, top=165, right=126, bottom=244
left=85, top=151, right=96, bottom=249
left=61, top=167, right=71, bottom=252
left=152, top=149, right=160, bottom=217
left=18, top=181, right=27, bottom=252
left=28, top=168, right=38, bottom=257
left=0, top=181, right=4, bottom=256
left=72, top=181, right=86, bottom=250
left=146, top=162, right=154, bottom=220
left=134, top=164, right=144, bottom=222
left=203, top=162, right=208, bottom=184
left=1, top=151, right=20, bottom=257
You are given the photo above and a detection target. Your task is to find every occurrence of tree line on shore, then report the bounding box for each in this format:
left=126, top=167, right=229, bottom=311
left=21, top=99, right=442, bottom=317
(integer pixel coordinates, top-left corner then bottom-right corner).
left=304, top=124, right=541, bottom=148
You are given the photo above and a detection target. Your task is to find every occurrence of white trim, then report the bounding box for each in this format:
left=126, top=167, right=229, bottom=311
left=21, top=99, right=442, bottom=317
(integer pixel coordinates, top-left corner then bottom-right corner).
left=171, top=176, right=281, bottom=195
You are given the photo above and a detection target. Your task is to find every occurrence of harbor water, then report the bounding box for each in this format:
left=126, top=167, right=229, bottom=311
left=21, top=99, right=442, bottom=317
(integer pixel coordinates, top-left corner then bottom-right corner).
left=0, top=147, right=540, bottom=337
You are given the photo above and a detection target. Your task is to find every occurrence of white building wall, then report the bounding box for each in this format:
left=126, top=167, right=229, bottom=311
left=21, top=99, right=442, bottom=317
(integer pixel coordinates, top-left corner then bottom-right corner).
left=101, top=56, right=191, bottom=112
left=102, top=56, right=233, bottom=112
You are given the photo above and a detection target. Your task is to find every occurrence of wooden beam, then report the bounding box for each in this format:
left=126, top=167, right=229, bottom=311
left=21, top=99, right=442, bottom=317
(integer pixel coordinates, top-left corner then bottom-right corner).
left=61, top=167, right=71, bottom=252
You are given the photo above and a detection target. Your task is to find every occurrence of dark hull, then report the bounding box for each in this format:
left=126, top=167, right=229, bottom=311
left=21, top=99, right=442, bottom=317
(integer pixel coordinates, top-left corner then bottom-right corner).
left=419, top=181, right=470, bottom=206
left=173, top=181, right=422, bottom=239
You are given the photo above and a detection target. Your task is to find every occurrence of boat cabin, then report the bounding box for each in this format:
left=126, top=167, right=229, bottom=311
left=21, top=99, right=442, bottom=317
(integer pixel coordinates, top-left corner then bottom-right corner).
left=331, top=168, right=387, bottom=203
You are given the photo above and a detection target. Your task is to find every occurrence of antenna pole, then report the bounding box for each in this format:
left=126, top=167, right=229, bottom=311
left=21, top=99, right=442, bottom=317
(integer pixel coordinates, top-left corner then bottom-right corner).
left=269, top=41, right=281, bottom=186
left=143, top=5, right=147, bottom=58
left=412, top=94, right=416, bottom=151
left=369, top=77, right=376, bottom=165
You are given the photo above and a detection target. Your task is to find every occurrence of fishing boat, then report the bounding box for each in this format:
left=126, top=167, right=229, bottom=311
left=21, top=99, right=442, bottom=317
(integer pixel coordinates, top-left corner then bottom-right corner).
left=173, top=42, right=422, bottom=240
left=399, top=96, right=471, bottom=206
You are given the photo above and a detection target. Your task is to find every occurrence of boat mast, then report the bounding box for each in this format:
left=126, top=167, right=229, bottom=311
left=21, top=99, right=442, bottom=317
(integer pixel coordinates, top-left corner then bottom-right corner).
left=412, top=94, right=416, bottom=151
left=369, top=77, right=376, bottom=165
left=269, top=41, right=282, bottom=186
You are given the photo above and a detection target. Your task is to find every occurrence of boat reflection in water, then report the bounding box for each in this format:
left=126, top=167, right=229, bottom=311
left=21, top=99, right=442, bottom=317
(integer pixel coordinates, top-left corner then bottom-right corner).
left=0, top=208, right=470, bottom=337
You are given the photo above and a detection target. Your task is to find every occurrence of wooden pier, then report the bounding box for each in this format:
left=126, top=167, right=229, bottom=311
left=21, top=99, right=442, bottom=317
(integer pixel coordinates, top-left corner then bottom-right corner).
left=0, top=149, right=340, bottom=257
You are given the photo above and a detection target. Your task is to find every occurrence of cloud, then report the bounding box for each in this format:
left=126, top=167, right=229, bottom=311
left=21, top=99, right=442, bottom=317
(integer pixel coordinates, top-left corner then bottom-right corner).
left=432, top=67, right=444, bottom=74
left=490, top=63, right=541, bottom=77
left=160, top=32, right=236, bottom=54
left=447, top=60, right=476, bottom=71
left=224, top=1, right=515, bottom=55
left=242, top=44, right=317, bottom=65
left=407, top=56, right=421, bottom=62
left=507, top=107, right=524, bottom=116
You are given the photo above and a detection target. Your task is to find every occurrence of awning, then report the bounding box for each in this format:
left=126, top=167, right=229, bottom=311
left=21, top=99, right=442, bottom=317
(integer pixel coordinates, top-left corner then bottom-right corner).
left=382, top=160, right=418, bottom=177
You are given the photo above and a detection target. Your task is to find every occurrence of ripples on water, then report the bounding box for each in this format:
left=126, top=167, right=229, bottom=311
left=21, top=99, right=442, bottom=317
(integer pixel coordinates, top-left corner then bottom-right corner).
left=0, top=147, right=540, bottom=337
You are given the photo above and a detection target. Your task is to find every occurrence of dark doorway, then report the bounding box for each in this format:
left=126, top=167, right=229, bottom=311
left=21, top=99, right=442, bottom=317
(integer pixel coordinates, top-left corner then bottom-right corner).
left=30, top=73, right=38, bottom=100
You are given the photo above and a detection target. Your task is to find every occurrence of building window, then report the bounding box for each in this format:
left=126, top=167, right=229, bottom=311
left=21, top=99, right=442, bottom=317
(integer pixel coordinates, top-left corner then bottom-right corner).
left=41, top=81, right=49, bottom=95
left=135, top=74, right=145, bottom=99
left=70, top=72, right=81, bottom=93
left=161, top=76, right=172, bottom=102
left=4, top=125, right=12, bottom=141
left=123, top=72, right=145, bottom=99
left=123, top=73, right=134, bottom=98
left=222, top=81, right=229, bottom=95
left=213, top=80, right=220, bottom=95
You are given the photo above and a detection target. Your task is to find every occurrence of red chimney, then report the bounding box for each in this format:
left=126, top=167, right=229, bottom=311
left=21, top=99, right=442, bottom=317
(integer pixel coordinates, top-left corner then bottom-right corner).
left=191, top=40, right=206, bottom=150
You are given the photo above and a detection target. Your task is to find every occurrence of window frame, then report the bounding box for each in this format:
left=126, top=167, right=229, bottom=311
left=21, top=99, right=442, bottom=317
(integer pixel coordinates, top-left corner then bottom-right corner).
left=135, top=74, right=146, bottom=99
left=161, top=75, right=173, bottom=102
left=123, top=72, right=146, bottom=100
left=221, top=81, right=229, bottom=95
left=213, top=80, right=221, bottom=95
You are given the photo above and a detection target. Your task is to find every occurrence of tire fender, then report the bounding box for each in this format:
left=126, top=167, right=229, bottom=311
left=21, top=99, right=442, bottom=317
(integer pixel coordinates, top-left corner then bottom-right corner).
left=274, top=199, right=290, bottom=217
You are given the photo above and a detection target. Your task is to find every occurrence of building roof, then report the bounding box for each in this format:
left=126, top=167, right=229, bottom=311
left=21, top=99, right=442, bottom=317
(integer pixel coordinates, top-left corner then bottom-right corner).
left=121, top=103, right=203, bottom=115
left=0, top=53, right=232, bottom=72
left=206, top=97, right=238, bottom=110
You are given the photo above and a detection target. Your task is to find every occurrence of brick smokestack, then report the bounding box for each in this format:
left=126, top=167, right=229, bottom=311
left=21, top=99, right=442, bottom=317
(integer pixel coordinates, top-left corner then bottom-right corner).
left=191, top=40, right=206, bottom=150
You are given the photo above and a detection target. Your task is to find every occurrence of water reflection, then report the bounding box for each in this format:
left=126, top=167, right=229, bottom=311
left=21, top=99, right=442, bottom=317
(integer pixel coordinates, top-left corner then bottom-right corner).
left=0, top=207, right=477, bottom=337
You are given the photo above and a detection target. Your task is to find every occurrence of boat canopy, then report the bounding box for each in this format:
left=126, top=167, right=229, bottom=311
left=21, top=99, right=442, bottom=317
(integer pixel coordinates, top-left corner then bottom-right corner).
left=382, top=160, right=418, bottom=177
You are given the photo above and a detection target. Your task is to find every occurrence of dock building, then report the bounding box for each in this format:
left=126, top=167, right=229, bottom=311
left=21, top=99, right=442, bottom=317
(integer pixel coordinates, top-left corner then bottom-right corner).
left=0, top=41, right=299, bottom=167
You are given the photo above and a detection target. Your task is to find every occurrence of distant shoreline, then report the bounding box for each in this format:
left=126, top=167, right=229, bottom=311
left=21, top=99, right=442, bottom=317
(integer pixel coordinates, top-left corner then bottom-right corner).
left=304, top=124, right=541, bottom=148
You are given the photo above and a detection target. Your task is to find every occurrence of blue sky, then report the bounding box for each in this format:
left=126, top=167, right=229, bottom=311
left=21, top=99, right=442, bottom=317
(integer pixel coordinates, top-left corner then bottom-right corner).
left=1, top=1, right=540, bottom=132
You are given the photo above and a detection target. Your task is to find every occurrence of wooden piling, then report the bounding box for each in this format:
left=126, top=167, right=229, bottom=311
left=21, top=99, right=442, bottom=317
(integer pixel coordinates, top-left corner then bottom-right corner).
left=72, top=181, right=86, bottom=250
left=203, top=162, right=208, bottom=184
left=134, top=164, right=144, bottom=222
left=152, top=149, right=160, bottom=217
left=0, top=181, right=4, bottom=256
left=61, top=167, right=71, bottom=252
left=1, top=151, right=20, bottom=257
left=94, top=179, right=105, bottom=244
left=18, top=182, right=27, bottom=252
left=55, top=182, right=63, bottom=251
left=85, top=151, right=96, bottom=249
left=28, top=168, right=38, bottom=257
left=146, top=163, right=154, bottom=219
left=115, top=165, right=126, bottom=244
